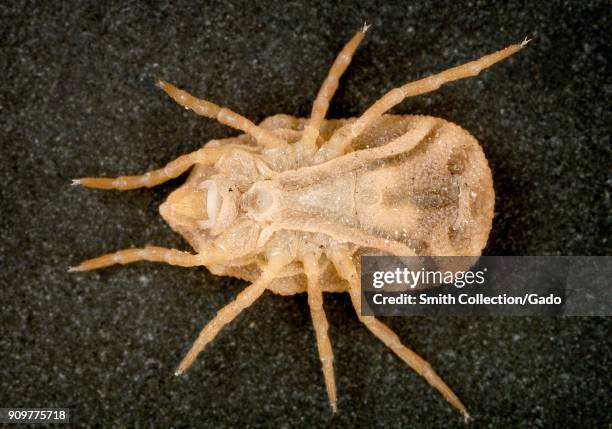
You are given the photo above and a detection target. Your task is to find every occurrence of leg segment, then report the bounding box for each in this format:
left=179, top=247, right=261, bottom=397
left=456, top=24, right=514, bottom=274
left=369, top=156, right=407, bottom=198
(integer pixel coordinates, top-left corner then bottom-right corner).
left=299, top=24, right=369, bottom=153
left=303, top=252, right=337, bottom=412
left=323, top=39, right=529, bottom=157
left=68, top=246, right=227, bottom=272
left=328, top=248, right=470, bottom=421
left=73, top=146, right=226, bottom=190
left=175, top=254, right=291, bottom=375
left=158, top=80, right=288, bottom=149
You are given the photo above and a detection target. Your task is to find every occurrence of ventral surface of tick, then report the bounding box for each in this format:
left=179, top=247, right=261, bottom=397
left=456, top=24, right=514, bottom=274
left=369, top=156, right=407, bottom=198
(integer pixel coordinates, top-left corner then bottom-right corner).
left=72, top=24, right=530, bottom=419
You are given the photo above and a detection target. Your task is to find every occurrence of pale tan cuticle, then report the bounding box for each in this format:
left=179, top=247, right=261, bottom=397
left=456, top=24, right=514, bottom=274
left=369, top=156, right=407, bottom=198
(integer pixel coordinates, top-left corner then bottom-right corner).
left=72, top=25, right=528, bottom=419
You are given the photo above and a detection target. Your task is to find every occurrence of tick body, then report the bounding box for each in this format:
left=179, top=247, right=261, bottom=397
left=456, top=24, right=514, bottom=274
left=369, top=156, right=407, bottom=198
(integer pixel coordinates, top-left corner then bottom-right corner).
left=72, top=25, right=528, bottom=418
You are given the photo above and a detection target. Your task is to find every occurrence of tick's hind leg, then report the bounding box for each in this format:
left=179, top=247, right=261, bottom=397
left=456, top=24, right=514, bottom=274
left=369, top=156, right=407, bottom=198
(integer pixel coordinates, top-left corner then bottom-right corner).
left=175, top=254, right=292, bottom=375
left=328, top=248, right=470, bottom=421
left=302, top=252, right=337, bottom=412
left=298, top=24, right=369, bottom=153
left=323, top=39, right=530, bottom=156
left=158, top=80, right=288, bottom=150
left=73, top=146, right=226, bottom=190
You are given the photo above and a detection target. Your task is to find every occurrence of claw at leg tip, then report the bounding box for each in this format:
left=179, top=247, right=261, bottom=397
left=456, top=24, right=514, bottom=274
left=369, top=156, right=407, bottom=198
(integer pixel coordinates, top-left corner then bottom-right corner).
left=174, top=368, right=184, bottom=376
left=68, top=265, right=82, bottom=272
left=463, top=411, right=472, bottom=424
left=361, top=21, right=372, bottom=33
left=71, top=179, right=81, bottom=186
left=520, top=36, right=532, bottom=48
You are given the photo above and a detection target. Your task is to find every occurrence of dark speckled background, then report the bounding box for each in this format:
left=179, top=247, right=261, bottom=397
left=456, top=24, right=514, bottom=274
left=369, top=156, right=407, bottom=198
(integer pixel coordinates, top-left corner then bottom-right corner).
left=1, top=1, right=610, bottom=427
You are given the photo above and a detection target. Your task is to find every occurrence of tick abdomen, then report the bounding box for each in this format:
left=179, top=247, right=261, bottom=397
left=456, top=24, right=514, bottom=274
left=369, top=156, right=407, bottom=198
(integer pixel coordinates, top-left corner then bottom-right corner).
left=250, top=114, right=492, bottom=254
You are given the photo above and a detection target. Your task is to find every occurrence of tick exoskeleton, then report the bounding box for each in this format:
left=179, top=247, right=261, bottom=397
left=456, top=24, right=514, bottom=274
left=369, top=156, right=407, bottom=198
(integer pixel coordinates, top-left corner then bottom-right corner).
left=72, top=24, right=529, bottom=419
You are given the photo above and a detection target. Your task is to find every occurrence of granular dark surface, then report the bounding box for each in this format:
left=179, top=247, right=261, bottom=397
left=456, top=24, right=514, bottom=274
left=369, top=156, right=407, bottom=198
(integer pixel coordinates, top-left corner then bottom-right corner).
left=1, top=1, right=610, bottom=427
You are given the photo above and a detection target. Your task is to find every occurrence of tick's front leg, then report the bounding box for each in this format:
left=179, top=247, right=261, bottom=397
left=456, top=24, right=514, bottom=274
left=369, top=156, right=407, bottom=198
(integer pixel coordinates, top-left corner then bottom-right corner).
left=69, top=246, right=227, bottom=271
left=73, top=146, right=225, bottom=190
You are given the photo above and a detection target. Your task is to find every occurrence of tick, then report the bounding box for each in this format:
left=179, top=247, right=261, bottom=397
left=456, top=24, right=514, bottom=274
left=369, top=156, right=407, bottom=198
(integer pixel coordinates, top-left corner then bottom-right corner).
left=71, top=24, right=529, bottom=418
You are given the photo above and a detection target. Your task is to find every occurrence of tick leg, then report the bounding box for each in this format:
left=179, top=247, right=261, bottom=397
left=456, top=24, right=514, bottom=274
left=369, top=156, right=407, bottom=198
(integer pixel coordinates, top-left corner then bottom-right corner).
left=328, top=248, right=470, bottom=421
left=323, top=39, right=530, bottom=157
left=175, top=254, right=291, bottom=375
left=303, top=252, right=337, bottom=412
left=73, top=146, right=226, bottom=190
left=298, top=24, right=369, bottom=153
left=158, top=80, right=288, bottom=150
left=68, top=246, right=228, bottom=272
